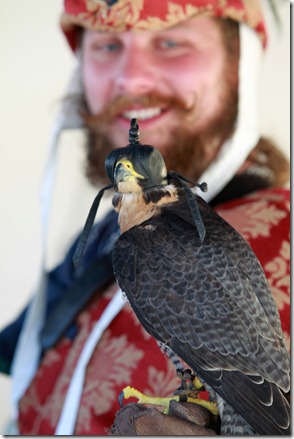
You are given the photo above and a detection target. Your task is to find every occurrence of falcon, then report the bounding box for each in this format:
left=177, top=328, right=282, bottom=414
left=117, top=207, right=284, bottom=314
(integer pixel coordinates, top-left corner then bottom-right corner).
left=75, top=119, right=290, bottom=435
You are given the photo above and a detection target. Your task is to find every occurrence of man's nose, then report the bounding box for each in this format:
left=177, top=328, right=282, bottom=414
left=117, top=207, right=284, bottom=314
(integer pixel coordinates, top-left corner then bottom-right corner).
left=114, top=44, right=158, bottom=95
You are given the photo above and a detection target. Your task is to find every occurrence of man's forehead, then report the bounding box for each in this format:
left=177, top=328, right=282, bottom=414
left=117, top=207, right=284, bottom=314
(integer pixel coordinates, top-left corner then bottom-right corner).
left=61, top=0, right=267, bottom=51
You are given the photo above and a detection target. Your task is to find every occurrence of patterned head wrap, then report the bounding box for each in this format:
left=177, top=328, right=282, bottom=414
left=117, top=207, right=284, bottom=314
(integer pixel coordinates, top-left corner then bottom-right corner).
left=60, top=0, right=267, bottom=51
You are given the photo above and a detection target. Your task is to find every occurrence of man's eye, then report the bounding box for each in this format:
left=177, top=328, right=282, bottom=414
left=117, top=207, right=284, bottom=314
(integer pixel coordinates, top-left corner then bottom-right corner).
left=104, top=42, right=121, bottom=52
left=159, top=40, right=179, bottom=49
left=91, top=41, right=121, bottom=53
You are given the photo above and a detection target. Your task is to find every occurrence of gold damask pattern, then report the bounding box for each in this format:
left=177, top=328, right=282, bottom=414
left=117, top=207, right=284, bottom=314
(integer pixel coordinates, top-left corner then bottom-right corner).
left=18, top=283, right=182, bottom=434
left=218, top=197, right=288, bottom=240
left=60, top=0, right=266, bottom=49
left=265, top=238, right=290, bottom=311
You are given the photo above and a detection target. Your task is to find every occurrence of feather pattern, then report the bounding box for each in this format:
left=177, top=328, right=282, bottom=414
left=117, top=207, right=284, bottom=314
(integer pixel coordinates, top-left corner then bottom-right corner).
left=112, top=189, right=290, bottom=435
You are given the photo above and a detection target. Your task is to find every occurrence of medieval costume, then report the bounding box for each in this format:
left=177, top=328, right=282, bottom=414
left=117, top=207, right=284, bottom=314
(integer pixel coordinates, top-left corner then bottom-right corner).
left=0, top=0, right=289, bottom=435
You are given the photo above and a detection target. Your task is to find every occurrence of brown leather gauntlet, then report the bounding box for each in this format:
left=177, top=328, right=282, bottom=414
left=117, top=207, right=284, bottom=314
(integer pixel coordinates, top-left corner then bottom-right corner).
left=110, top=401, right=220, bottom=435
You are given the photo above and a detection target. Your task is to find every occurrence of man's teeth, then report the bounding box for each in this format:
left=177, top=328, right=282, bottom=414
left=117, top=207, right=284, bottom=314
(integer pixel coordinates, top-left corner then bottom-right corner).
left=123, top=108, right=161, bottom=120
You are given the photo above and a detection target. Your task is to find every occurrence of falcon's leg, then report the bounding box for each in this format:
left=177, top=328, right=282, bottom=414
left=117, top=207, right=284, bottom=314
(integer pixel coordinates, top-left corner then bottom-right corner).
left=157, top=341, right=184, bottom=371
left=157, top=341, right=204, bottom=398
left=119, top=385, right=219, bottom=416
left=118, top=342, right=218, bottom=416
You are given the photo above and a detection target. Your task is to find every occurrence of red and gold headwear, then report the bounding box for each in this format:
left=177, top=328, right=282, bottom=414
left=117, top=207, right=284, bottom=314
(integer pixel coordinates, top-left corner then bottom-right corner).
left=60, top=0, right=267, bottom=51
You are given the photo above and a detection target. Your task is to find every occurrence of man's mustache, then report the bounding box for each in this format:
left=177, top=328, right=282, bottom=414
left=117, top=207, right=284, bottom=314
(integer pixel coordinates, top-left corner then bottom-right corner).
left=82, top=92, right=198, bottom=132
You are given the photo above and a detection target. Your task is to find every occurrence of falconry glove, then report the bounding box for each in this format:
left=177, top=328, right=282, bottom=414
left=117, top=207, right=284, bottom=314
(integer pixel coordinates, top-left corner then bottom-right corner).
left=110, top=401, right=220, bottom=436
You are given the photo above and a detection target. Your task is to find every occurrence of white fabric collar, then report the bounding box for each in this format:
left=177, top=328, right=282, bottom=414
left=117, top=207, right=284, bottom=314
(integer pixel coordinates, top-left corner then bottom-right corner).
left=200, top=24, right=262, bottom=202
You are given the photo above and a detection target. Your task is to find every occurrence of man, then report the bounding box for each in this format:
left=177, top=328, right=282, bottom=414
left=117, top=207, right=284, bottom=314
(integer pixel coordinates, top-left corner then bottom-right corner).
left=0, top=0, right=290, bottom=435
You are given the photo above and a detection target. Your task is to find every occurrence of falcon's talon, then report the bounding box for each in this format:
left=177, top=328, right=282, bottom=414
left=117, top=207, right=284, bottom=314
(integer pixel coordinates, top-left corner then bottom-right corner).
left=120, top=385, right=174, bottom=410
left=118, top=390, right=125, bottom=407
left=119, top=385, right=219, bottom=416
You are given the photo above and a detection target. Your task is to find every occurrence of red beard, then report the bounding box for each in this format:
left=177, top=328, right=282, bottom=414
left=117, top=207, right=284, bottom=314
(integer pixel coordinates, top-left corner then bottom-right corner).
left=82, top=83, right=238, bottom=186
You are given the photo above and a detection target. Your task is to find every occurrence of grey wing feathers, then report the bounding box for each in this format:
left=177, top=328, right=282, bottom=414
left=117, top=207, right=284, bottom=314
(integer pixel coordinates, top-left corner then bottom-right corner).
left=112, top=197, right=290, bottom=435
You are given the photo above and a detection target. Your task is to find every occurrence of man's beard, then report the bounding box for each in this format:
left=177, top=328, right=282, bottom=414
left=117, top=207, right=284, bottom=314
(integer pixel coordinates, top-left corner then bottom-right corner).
left=82, top=73, right=238, bottom=186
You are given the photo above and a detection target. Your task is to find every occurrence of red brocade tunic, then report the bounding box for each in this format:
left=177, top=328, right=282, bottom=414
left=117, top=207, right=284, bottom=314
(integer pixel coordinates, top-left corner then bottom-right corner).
left=18, top=188, right=290, bottom=435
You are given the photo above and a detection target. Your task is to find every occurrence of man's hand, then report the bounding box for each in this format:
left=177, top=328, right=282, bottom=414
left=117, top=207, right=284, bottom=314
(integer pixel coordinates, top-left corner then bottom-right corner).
left=110, top=400, right=220, bottom=435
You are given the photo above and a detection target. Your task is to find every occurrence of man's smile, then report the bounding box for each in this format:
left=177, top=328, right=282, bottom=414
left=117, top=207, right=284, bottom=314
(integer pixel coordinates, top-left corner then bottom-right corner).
left=122, top=107, right=162, bottom=121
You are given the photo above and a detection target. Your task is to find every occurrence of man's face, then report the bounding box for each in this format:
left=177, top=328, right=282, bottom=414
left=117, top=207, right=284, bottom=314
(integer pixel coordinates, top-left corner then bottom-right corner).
left=81, top=16, right=239, bottom=183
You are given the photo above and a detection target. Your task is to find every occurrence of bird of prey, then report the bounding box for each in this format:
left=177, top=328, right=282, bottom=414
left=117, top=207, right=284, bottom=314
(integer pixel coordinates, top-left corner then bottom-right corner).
left=74, top=119, right=290, bottom=435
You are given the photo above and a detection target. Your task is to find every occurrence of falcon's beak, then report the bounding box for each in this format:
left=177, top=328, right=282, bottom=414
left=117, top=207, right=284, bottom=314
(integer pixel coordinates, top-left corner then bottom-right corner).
left=114, top=162, right=132, bottom=183
left=114, top=159, right=144, bottom=184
